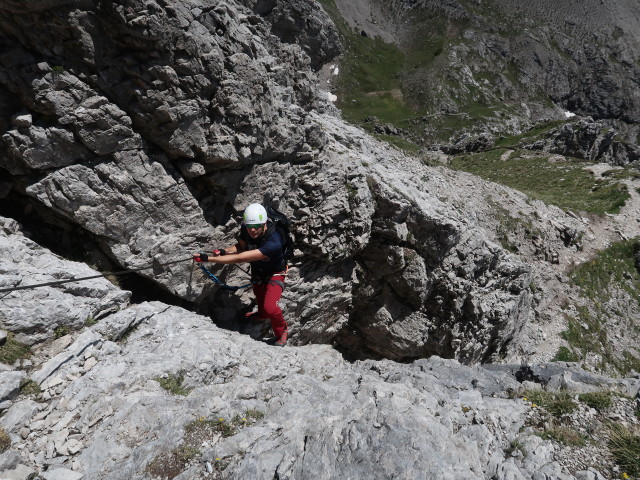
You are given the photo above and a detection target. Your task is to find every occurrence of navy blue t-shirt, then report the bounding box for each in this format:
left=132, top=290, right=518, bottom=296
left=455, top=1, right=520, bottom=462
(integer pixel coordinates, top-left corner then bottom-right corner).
left=239, top=221, right=286, bottom=275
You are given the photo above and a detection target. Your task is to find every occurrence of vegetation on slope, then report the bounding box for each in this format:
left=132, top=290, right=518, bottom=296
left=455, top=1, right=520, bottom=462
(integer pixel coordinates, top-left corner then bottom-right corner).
left=0, top=333, right=31, bottom=366
left=556, top=239, right=640, bottom=375
left=450, top=149, right=630, bottom=215
left=316, top=0, right=558, bottom=148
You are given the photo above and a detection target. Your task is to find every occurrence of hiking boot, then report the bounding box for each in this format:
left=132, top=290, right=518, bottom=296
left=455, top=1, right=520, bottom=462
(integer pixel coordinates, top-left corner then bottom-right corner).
left=274, top=329, right=288, bottom=347
left=244, top=311, right=266, bottom=323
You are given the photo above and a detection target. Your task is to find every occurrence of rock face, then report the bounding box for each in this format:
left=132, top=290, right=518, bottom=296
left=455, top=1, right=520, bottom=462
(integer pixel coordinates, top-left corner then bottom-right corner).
left=0, top=0, right=333, bottom=301
left=238, top=0, right=341, bottom=70
left=1, top=301, right=637, bottom=479
left=0, top=216, right=130, bottom=346
left=0, top=0, right=544, bottom=363
left=522, top=117, right=640, bottom=166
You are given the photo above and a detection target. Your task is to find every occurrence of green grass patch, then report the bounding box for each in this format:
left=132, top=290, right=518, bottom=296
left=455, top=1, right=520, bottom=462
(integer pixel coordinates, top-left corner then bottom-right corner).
left=560, top=308, right=608, bottom=364
left=334, top=36, right=415, bottom=127
left=0, top=333, right=31, bottom=366
left=494, top=120, right=568, bottom=148
left=523, top=390, right=578, bottom=417
left=560, top=314, right=640, bottom=375
left=318, top=0, right=409, bottom=124
left=20, top=379, right=42, bottom=398
left=156, top=372, right=192, bottom=396
left=552, top=346, right=580, bottom=362
left=571, top=239, right=640, bottom=301
left=538, top=427, right=586, bottom=446
left=54, top=325, right=69, bottom=339
left=449, top=149, right=630, bottom=215
left=578, top=391, right=613, bottom=412
left=608, top=424, right=640, bottom=477
left=561, top=239, right=640, bottom=374
left=617, top=350, right=640, bottom=376
left=505, top=438, right=526, bottom=457
left=0, top=428, right=10, bottom=453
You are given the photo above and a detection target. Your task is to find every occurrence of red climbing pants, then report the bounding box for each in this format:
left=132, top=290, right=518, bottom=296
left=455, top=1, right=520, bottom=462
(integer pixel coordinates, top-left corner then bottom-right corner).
left=253, top=273, right=287, bottom=339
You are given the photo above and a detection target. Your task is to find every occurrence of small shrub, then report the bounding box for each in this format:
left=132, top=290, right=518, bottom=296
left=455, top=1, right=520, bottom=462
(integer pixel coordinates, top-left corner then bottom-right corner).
left=0, top=428, right=10, bottom=453
left=608, top=424, right=640, bottom=477
left=344, top=182, right=358, bottom=200
left=156, top=372, right=192, bottom=396
left=553, top=346, right=580, bottom=362
left=244, top=409, right=264, bottom=421
left=578, top=391, right=613, bottom=411
left=85, top=316, right=98, bottom=326
left=214, top=418, right=236, bottom=437
left=505, top=439, right=526, bottom=457
left=54, top=326, right=69, bottom=339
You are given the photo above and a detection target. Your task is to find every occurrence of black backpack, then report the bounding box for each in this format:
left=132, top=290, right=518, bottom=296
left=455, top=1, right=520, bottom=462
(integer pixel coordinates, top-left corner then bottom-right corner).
left=265, top=205, right=294, bottom=262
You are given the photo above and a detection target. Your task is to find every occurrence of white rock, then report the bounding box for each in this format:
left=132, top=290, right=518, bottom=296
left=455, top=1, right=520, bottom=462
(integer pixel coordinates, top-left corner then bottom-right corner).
left=0, top=464, right=36, bottom=480
left=40, top=468, right=83, bottom=480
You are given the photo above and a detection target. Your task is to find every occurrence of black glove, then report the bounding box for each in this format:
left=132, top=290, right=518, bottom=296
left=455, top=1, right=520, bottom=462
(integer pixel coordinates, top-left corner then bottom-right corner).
left=193, top=252, right=209, bottom=262
left=213, top=249, right=227, bottom=257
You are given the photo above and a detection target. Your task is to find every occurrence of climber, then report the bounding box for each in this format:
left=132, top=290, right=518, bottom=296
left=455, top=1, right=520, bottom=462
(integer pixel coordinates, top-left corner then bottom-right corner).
left=193, top=203, right=289, bottom=347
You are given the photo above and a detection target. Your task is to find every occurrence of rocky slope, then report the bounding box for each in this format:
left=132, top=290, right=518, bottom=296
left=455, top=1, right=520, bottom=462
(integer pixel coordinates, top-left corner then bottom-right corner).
left=328, top=0, right=640, bottom=157
left=0, top=0, right=639, bottom=479
left=1, top=292, right=639, bottom=479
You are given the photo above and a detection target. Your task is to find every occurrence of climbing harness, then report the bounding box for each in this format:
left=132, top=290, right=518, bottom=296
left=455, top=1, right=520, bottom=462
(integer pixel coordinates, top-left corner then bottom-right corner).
left=196, top=263, right=256, bottom=292
left=0, top=257, right=193, bottom=295
left=197, top=263, right=290, bottom=293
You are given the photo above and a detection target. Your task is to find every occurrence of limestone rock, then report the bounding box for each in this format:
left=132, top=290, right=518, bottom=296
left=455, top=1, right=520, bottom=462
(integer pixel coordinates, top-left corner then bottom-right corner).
left=40, top=468, right=83, bottom=480
left=0, top=216, right=130, bottom=345
left=0, top=464, right=36, bottom=480
left=522, top=117, right=640, bottom=165
left=238, top=0, right=341, bottom=70
left=0, top=302, right=585, bottom=480
left=0, top=371, right=25, bottom=403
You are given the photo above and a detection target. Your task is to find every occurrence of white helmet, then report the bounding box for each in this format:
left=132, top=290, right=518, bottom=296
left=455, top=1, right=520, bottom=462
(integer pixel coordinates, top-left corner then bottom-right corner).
left=243, top=203, right=268, bottom=225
